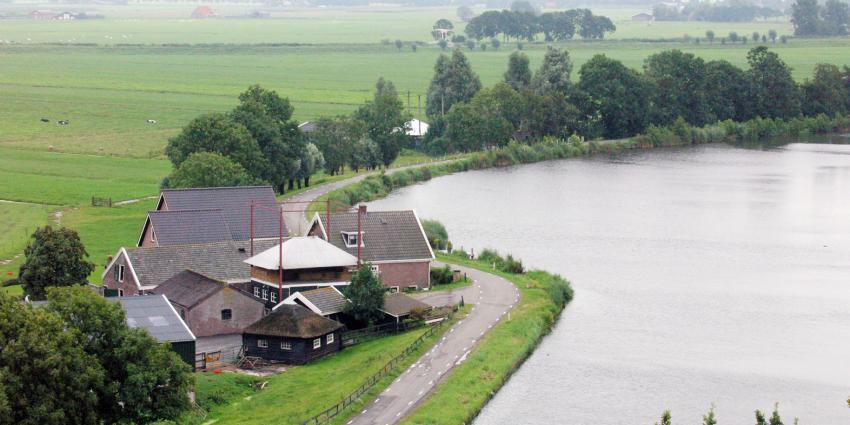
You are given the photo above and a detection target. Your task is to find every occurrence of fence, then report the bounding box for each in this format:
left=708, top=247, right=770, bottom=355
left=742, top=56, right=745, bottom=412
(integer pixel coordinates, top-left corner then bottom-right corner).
left=196, top=346, right=243, bottom=370
left=341, top=321, right=422, bottom=347
left=91, top=196, right=112, bottom=207
left=301, top=313, right=453, bottom=425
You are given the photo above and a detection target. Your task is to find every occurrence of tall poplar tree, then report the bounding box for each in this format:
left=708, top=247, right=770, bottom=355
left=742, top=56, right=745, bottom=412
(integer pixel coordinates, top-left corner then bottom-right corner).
left=426, top=49, right=482, bottom=117
left=530, top=46, right=573, bottom=96
left=504, top=51, right=532, bottom=91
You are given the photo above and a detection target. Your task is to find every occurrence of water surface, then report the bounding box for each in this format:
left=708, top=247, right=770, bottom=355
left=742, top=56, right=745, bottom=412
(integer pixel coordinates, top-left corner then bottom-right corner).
left=369, top=142, right=850, bottom=424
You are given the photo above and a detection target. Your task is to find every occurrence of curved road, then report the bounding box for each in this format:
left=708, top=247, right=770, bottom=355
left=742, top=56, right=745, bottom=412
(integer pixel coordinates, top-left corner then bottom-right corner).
left=287, top=163, right=521, bottom=425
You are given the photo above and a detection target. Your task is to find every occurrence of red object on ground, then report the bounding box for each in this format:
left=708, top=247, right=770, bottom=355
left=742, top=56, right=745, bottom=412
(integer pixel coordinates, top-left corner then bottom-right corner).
left=213, top=369, right=221, bottom=375
left=5, top=272, right=11, bottom=276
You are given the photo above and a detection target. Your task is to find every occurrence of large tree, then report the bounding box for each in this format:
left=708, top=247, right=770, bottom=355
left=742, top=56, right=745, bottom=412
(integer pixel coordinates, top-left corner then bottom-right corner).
left=46, top=287, right=192, bottom=424
left=822, top=0, right=850, bottom=36
left=747, top=46, right=801, bottom=119
left=704, top=59, right=752, bottom=122
left=296, top=143, right=325, bottom=188
left=164, top=151, right=256, bottom=189
left=343, top=263, right=385, bottom=325
left=426, top=49, right=482, bottom=117
left=504, top=51, right=532, bottom=91
left=791, top=0, right=822, bottom=36
left=531, top=46, right=573, bottom=96
left=444, top=100, right=514, bottom=152
left=802, top=63, right=850, bottom=116
left=19, top=226, right=94, bottom=301
left=165, top=113, right=269, bottom=183
left=354, top=78, right=409, bottom=167
left=644, top=49, right=709, bottom=126
left=575, top=54, right=650, bottom=139
left=0, top=290, right=103, bottom=425
left=308, top=116, right=364, bottom=175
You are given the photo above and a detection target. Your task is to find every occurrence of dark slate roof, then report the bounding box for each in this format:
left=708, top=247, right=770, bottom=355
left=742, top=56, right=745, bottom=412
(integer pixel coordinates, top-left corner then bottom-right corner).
left=116, top=295, right=195, bottom=342
left=317, top=210, right=433, bottom=262
left=381, top=292, right=431, bottom=317
left=151, top=270, right=224, bottom=308
left=160, top=186, right=284, bottom=240
left=296, top=287, right=347, bottom=315
left=245, top=304, right=342, bottom=338
left=148, top=209, right=232, bottom=247
left=127, top=239, right=279, bottom=289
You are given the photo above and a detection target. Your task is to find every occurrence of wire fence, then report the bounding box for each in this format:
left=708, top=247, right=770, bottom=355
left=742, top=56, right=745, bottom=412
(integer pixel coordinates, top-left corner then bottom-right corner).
left=301, top=309, right=455, bottom=425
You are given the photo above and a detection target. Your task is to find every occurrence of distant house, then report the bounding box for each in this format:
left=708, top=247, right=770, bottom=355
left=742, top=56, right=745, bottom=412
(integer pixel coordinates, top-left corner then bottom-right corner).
left=298, top=121, right=317, bottom=134
left=280, top=286, right=348, bottom=320
left=308, top=205, right=435, bottom=291
left=632, top=12, right=654, bottom=21
left=243, top=304, right=343, bottom=364
left=102, top=239, right=279, bottom=296
left=431, top=28, right=453, bottom=41
left=29, top=10, right=57, bottom=20
left=405, top=118, right=429, bottom=139
left=138, top=186, right=285, bottom=247
left=115, top=295, right=197, bottom=369
left=242, top=236, right=359, bottom=304
left=191, top=6, right=216, bottom=19
left=151, top=270, right=267, bottom=338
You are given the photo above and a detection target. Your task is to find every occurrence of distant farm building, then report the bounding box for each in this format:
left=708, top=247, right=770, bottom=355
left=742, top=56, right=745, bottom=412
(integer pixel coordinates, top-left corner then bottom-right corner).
left=632, top=12, right=654, bottom=21
left=191, top=6, right=216, bottom=19
left=29, top=10, right=57, bottom=20
left=298, top=121, right=317, bottom=134
left=405, top=118, right=429, bottom=139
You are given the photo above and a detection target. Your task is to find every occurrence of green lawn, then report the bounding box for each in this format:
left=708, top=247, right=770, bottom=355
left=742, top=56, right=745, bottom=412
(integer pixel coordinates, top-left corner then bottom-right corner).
left=0, top=203, right=51, bottom=260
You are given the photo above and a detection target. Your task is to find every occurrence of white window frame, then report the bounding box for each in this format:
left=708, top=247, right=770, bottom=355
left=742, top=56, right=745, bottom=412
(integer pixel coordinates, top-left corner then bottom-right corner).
left=326, top=333, right=334, bottom=344
left=253, top=286, right=260, bottom=298
left=118, top=265, right=125, bottom=282
left=388, top=286, right=399, bottom=294
left=118, top=289, right=124, bottom=297
left=281, top=341, right=292, bottom=351
left=270, top=291, right=277, bottom=303
left=370, top=264, right=380, bottom=275
left=341, top=231, right=364, bottom=248
left=262, top=287, right=269, bottom=301
left=258, top=339, right=268, bottom=348
left=313, top=338, right=321, bottom=350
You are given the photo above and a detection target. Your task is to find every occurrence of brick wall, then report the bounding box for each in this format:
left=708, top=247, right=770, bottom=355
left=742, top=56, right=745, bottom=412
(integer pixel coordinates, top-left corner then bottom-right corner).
left=184, top=287, right=266, bottom=338
left=375, top=261, right=430, bottom=290
left=103, top=252, right=143, bottom=296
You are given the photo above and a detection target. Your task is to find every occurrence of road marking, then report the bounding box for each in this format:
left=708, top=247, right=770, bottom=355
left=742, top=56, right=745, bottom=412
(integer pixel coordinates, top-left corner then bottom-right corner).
left=408, top=401, right=413, bottom=406
left=375, top=399, right=380, bottom=403
left=362, top=409, right=367, bottom=414
left=428, top=380, right=433, bottom=385
left=418, top=390, right=424, bottom=395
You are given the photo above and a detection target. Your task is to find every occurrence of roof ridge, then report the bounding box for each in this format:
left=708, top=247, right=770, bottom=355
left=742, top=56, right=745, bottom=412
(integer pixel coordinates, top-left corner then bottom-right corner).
left=182, top=268, right=226, bottom=284
left=161, top=185, right=273, bottom=192
left=149, top=208, right=224, bottom=214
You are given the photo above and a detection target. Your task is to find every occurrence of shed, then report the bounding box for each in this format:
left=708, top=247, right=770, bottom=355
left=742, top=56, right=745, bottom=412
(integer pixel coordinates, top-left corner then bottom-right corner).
left=243, top=304, right=343, bottom=364
left=279, top=286, right=348, bottom=319
left=116, top=295, right=197, bottom=369
left=632, top=12, right=654, bottom=21
left=381, top=292, right=431, bottom=325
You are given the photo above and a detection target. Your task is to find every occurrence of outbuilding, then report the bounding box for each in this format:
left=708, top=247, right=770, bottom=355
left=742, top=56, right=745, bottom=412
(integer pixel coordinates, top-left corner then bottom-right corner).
left=243, top=304, right=343, bottom=364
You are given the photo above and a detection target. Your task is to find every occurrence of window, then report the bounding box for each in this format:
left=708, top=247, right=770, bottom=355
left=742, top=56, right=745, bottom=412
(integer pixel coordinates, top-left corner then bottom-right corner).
left=253, top=286, right=260, bottom=298
left=118, top=289, right=124, bottom=297
left=221, top=309, right=232, bottom=321
left=118, top=265, right=125, bottom=282
left=313, top=338, right=321, bottom=350
left=258, top=339, right=268, bottom=348
left=341, top=231, right=364, bottom=248
left=326, top=333, right=334, bottom=344
left=370, top=265, right=380, bottom=275
left=388, top=286, right=399, bottom=294
left=262, top=288, right=268, bottom=300
left=113, top=264, right=119, bottom=281
left=270, top=291, right=277, bottom=303
left=281, top=341, right=292, bottom=351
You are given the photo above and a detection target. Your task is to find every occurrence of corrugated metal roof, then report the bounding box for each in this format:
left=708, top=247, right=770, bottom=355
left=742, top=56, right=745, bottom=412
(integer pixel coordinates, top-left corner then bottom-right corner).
left=245, top=236, right=358, bottom=270
left=116, top=295, right=195, bottom=342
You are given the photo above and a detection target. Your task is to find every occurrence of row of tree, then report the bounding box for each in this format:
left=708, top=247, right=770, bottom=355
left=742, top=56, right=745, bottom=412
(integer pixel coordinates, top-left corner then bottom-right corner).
left=791, top=0, right=850, bottom=36
left=653, top=0, right=783, bottom=22
left=464, top=8, right=616, bottom=41
left=421, top=46, right=850, bottom=152
left=656, top=403, right=795, bottom=425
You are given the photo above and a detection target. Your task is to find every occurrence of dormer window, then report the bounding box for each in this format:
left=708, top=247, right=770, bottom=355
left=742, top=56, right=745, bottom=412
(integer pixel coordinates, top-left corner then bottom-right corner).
left=341, top=231, right=364, bottom=248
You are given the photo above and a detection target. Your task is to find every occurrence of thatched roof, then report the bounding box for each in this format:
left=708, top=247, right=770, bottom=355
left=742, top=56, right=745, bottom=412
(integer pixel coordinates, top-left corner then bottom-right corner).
left=245, top=304, right=342, bottom=339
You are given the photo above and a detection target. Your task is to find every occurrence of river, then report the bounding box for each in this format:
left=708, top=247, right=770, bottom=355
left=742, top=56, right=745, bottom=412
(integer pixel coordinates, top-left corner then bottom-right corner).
left=368, top=141, right=850, bottom=424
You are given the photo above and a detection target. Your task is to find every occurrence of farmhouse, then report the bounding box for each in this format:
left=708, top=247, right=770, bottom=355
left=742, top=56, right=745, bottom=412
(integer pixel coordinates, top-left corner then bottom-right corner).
left=243, top=304, right=343, bottom=364
left=102, top=239, right=278, bottom=296
left=138, top=186, right=285, bottom=248
left=150, top=270, right=267, bottom=338
left=632, top=12, right=654, bottom=21
left=308, top=206, right=434, bottom=291
left=242, top=236, right=358, bottom=305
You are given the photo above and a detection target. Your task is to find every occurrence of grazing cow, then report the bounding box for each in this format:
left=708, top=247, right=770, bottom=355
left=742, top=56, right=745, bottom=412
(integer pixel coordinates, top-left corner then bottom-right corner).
left=146, top=119, right=157, bottom=124
left=58, top=120, right=69, bottom=126
left=40, top=118, right=50, bottom=123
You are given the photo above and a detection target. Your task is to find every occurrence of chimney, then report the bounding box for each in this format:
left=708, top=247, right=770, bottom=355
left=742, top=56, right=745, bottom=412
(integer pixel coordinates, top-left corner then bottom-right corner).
left=358, top=204, right=367, bottom=216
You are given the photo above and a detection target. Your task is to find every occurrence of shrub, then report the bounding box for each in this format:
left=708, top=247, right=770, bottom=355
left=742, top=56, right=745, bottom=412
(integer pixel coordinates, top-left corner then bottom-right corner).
left=422, top=219, right=449, bottom=250
left=430, top=265, right=454, bottom=285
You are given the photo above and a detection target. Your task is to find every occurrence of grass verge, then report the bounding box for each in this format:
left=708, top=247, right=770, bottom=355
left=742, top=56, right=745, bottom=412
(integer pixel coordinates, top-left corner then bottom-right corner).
left=401, top=251, right=573, bottom=425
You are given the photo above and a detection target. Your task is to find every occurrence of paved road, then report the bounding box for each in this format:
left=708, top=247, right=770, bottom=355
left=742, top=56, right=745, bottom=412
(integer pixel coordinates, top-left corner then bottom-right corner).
left=347, top=263, right=520, bottom=425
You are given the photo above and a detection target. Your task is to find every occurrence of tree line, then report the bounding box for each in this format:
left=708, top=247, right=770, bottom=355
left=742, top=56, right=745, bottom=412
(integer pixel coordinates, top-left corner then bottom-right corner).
left=464, top=8, right=616, bottom=41
left=420, top=45, right=850, bottom=154
left=653, top=0, right=783, bottom=22
left=791, top=0, right=850, bottom=36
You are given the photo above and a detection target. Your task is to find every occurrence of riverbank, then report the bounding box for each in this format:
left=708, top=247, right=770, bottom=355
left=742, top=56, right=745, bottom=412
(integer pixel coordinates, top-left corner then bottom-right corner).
left=397, top=251, right=573, bottom=424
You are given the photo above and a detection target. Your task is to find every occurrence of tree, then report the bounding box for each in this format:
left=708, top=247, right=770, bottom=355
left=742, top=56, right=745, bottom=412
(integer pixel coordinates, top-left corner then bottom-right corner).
left=575, top=54, right=650, bottom=139
left=706, top=29, right=715, bottom=43
left=19, top=226, right=94, bottom=300
left=576, top=9, right=616, bottom=39
left=703, top=406, right=717, bottom=425
left=166, top=113, right=269, bottom=184
left=802, top=63, right=850, bottom=116
left=466, top=39, right=476, bottom=50
left=433, top=18, right=454, bottom=30
left=46, top=286, right=192, bottom=424
left=510, top=0, right=537, bottom=15
left=655, top=410, right=672, bottom=425
left=438, top=39, right=448, bottom=50
left=0, top=291, right=103, bottom=424
left=768, top=403, right=784, bottom=425
left=705, top=59, right=751, bottom=122
left=531, top=46, right=573, bottom=96
left=769, top=29, right=778, bottom=42
left=164, top=151, right=256, bottom=189
left=354, top=78, right=409, bottom=167
left=350, top=138, right=382, bottom=172
left=752, top=31, right=760, bottom=42
left=394, top=39, right=403, bottom=51
left=729, top=31, right=739, bottom=42
left=644, top=49, right=709, bottom=126
left=822, top=0, right=850, bottom=36
left=491, top=38, right=501, bottom=50
left=457, top=6, right=475, bottom=22
left=742, top=35, right=748, bottom=44
left=297, top=143, right=325, bottom=187
left=756, top=409, right=768, bottom=425
left=422, top=219, right=449, bottom=250
left=538, top=11, right=577, bottom=41
left=343, top=263, right=385, bottom=325
left=792, top=0, right=822, bottom=36
left=747, top=46, right=801, bottom=118
left=308, top=116, right=363, bottom=175
left=426, top=49, right=482, bottom=117
left=504, top=51, right=532, bottom=91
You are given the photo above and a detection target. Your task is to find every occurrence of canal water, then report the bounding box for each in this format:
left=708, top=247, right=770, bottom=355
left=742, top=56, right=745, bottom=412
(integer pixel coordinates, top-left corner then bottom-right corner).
left=368, top=142, right=850, bottom=424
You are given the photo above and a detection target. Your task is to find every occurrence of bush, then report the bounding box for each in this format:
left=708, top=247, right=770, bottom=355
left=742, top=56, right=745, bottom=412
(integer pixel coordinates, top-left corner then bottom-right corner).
left=477, top=249, right=524, bottom=274
left=430, top=265, right=454, bottom=285
left=422, top=219, right=449, bottom=250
